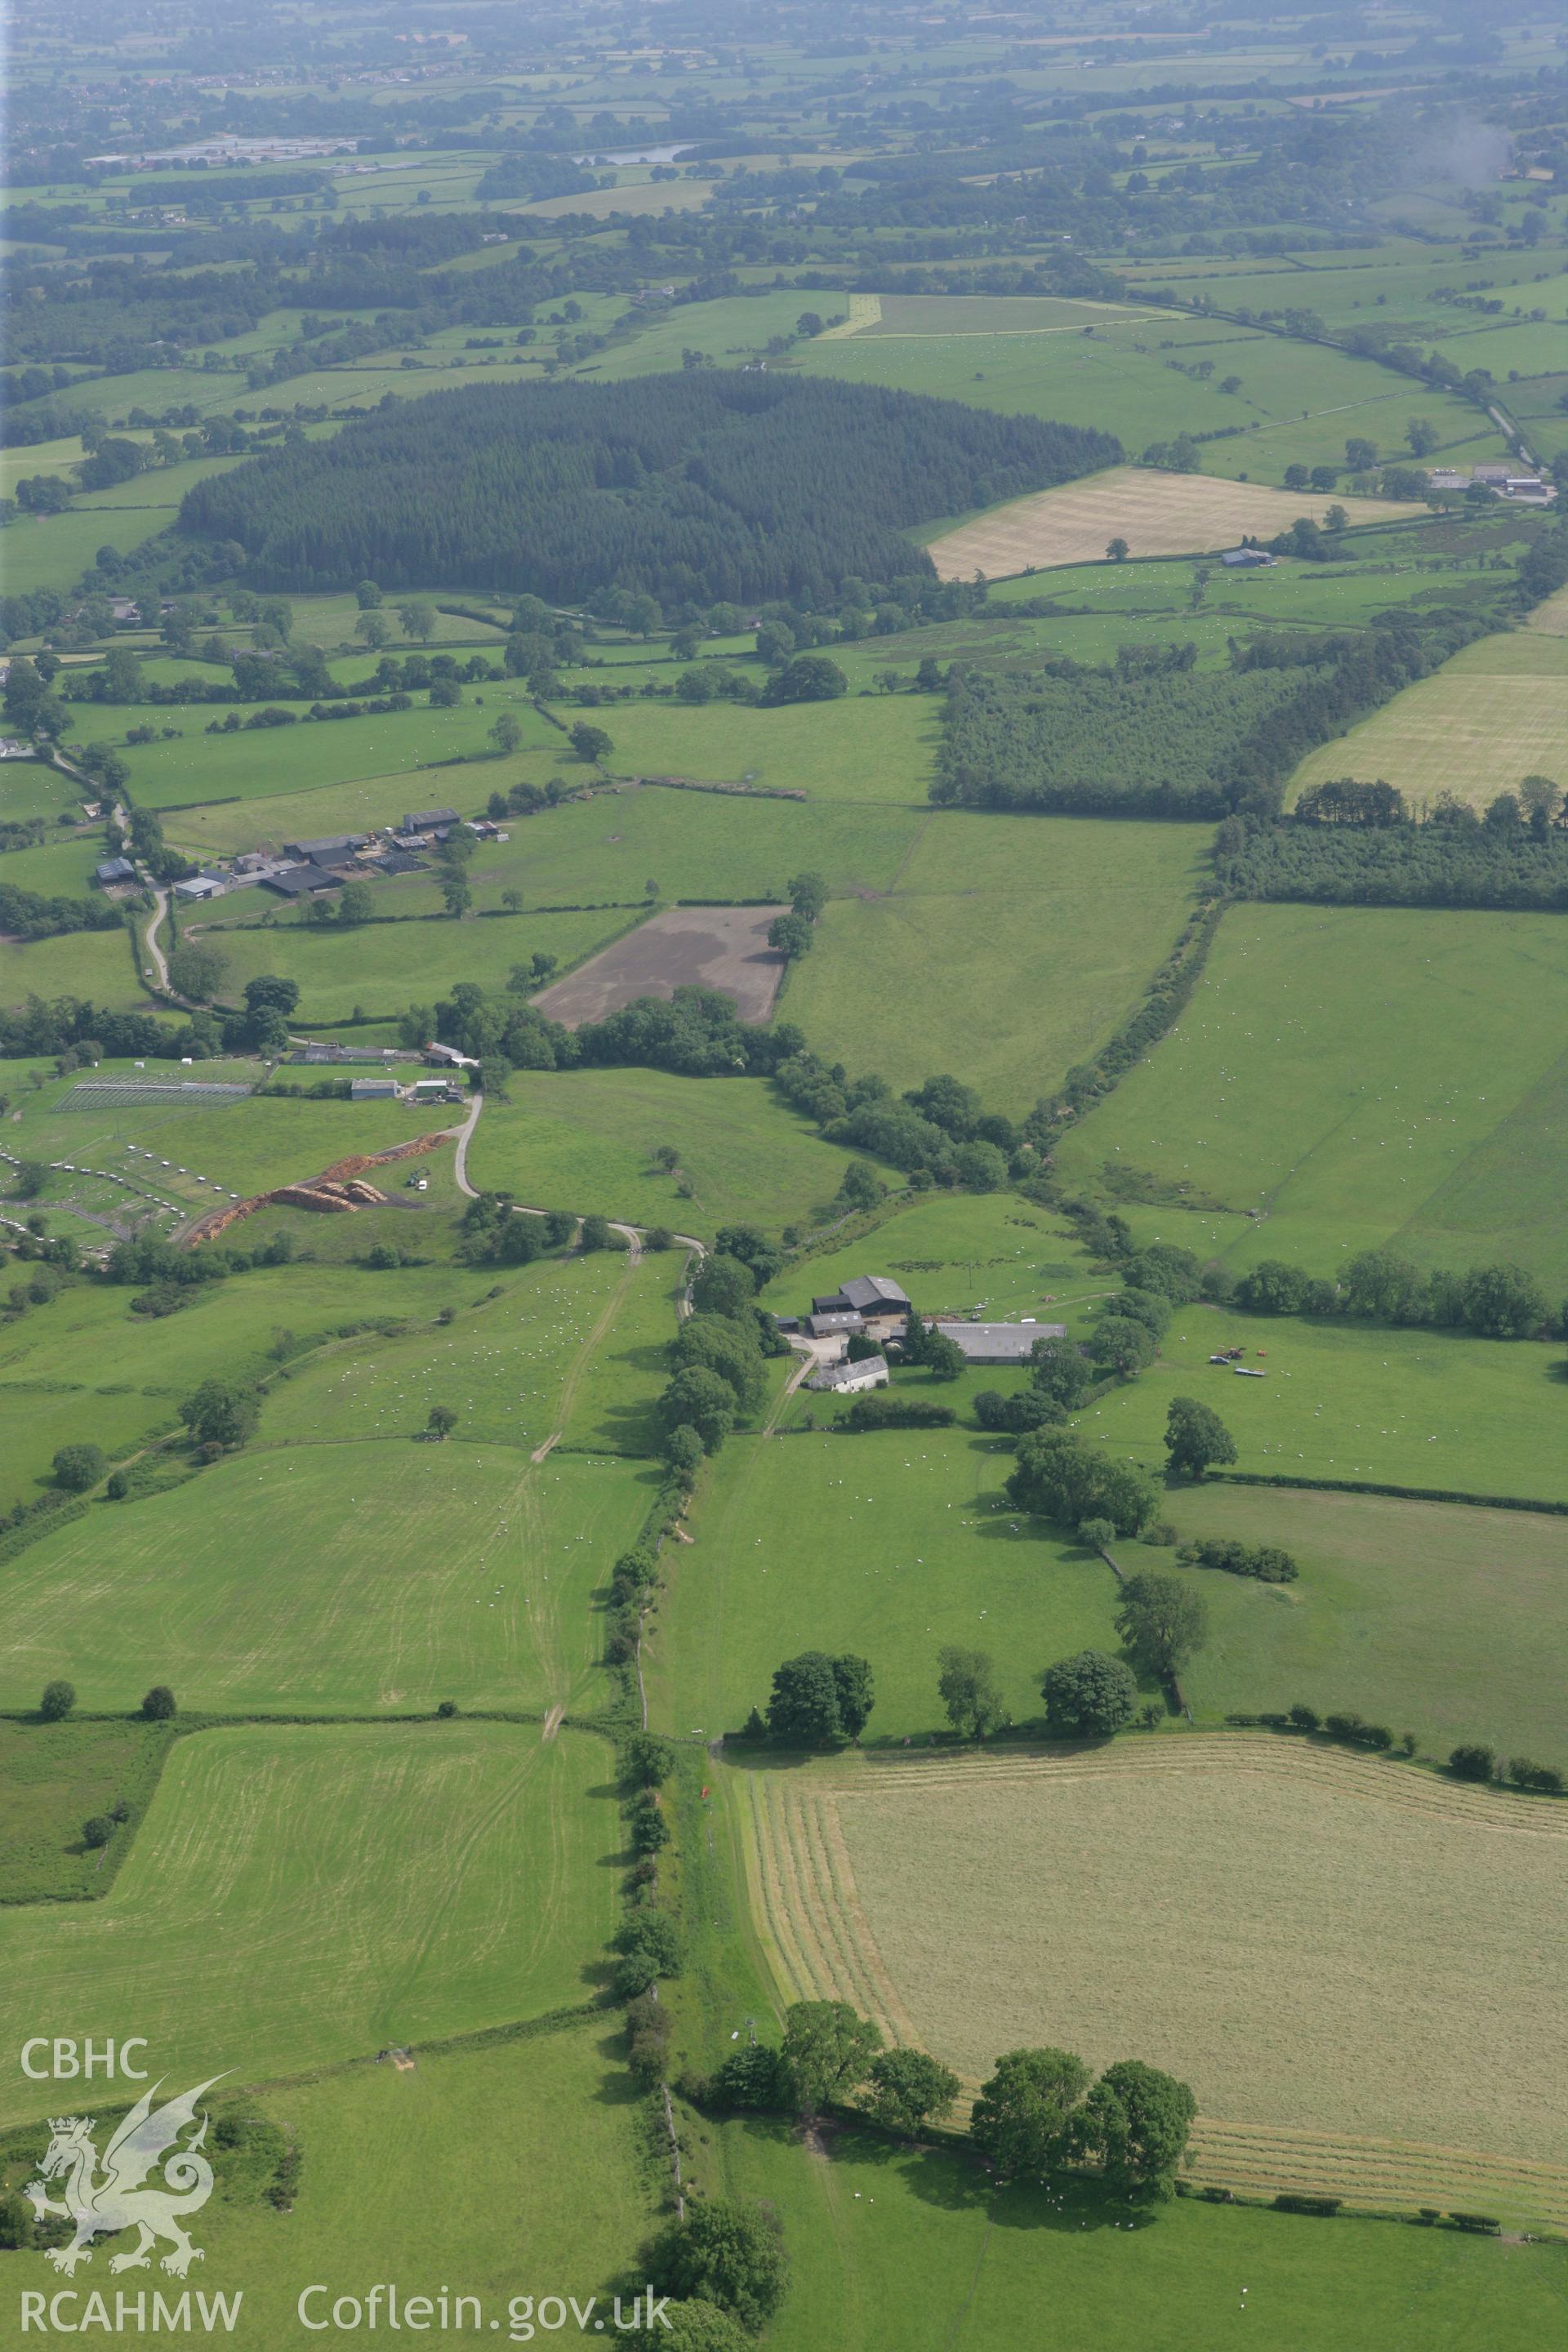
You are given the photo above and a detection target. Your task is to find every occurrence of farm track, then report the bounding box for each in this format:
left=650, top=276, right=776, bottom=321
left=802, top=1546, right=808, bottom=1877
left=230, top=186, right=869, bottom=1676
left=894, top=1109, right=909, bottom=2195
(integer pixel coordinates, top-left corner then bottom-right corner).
left=742, top=1737, right=1568, bottom=2227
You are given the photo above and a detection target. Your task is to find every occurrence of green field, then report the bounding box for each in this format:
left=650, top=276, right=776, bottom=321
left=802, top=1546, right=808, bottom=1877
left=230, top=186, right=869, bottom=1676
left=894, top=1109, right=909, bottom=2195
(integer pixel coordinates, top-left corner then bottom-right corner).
left=0, top=1722, right=617, bottom=2129
left=593, top=693, right=943, bottom=804
left=1079, top=1314, right=1567, bottom=1503
left=757, top=1191, right=1108, bottom=1325
left=0, top=921, right=145, bottom=1012
left=795, top=307, right=1496, bottom=487
left=119, top=687, right=553, bottom=811
left=470, top=1070, right=878, bottom=1239
left=202, top=902, right=635, bottom=1022
left=0, top=1716, right=180, bottom=1901
left=652, top=1423, right=1133, bottom=1746
left=194, top=2022, right=652, bottom=2330
left=1055, top=902, right=1568, bottom=1289
left=0, top=1437, right=655, bottom=1713
left=689, top=2109, right=1567, bottom=2352
left=1162, top=1482, right=1568, bottom=1758
left=780, top=813, right=1204, bottom=1108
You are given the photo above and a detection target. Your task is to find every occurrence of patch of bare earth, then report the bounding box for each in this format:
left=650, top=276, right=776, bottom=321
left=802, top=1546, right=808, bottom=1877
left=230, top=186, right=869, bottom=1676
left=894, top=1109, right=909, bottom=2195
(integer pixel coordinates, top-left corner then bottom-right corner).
left=533, top=905, right=790, bottom=1027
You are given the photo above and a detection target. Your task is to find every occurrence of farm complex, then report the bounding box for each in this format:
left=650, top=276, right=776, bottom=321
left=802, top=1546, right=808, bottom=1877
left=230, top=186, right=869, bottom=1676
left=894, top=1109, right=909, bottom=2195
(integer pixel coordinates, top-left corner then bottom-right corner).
left=2, top=6, right=1567, bottom=2349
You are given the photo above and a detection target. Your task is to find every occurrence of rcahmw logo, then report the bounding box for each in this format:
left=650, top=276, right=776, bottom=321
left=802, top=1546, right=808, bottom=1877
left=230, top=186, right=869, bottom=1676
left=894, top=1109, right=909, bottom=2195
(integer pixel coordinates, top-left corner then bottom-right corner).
left=17, top=2072, right=243, bottom=2332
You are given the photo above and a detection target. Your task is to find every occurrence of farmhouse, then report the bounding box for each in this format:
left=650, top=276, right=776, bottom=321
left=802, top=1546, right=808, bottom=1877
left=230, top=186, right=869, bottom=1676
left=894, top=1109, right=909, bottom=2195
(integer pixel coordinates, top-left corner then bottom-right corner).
left=807, top=1353, right=890, bottom=1394
left=928, top=1319, right=1067, bottom=1365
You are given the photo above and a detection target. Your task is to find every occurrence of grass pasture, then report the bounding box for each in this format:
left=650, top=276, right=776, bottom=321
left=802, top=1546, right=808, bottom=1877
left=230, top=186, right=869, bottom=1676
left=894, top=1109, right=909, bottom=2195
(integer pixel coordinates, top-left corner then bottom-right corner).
left=0, top=1716, right=180, bottom=1903
left=1077, top=1312, right=1567, bottom=1505
left=0, top=1722, right=618, bottom=2131
left=1160, top=1482, right=1568, bottom=1761
left=0, top=1438, right=655, bottom=1715
left=652, top=1425, right=1131, bottom=1747
left=195, top=2020, right=650, bottom=2329
left=927, top=467, right=1414, bottom=580
left=737, top=1738, right=1568, bottom=2217
left=693, top=2105, right=1566, bottom=2352
left=779, top=813, right=1205, bottom=1109
left=597, top=692, right=943, bottom=804
left=470, top=1070, right=875, bottom=1240
left=1055, top=902, right=1568, bottom=1290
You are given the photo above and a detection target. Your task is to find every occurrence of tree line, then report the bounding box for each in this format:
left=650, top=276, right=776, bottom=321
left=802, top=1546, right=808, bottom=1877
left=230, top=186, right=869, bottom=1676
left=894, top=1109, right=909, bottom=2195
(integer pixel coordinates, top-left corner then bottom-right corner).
left=1214, top=785, right=1568, bottom=911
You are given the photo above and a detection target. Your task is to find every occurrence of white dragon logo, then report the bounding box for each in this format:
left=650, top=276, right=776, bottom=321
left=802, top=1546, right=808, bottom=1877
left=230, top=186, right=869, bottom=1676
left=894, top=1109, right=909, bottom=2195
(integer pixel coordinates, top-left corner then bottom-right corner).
left=25, top=2076, right=225, bottom=2278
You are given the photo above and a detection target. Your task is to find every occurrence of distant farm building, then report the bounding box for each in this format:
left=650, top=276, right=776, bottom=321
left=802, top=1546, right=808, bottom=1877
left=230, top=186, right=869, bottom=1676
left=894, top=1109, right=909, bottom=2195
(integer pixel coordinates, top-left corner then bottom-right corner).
left=349, top=1077, right=400, bottom=1100
left=263, top=864, right=341, bottom=898
left=402, top=808, right=460, bottom=833
left=1221, top=547, right=1276, bottom=568
left=808, top=1353, right=890, bottom=1395
left=283, top=833, right=370, bottom=861
left=812, top=1275, right=910, bottom=1325
left=929, top=1319, right=1067, bottom=1365
left=95, top=857, right=136, bottom=886
left=173, top=873, right=225, bottom=902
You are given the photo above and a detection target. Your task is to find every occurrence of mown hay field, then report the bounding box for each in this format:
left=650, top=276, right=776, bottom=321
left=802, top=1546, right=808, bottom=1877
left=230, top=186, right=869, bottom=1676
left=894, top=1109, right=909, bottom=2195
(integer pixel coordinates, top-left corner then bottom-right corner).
left=1288, top=629, right=1568, bottom=812
left=0, top=1722, right=617, bottom=2130
left=739, top=1738, right=1568, bottom=2219
left=1055, top=902, right=1568, bottom=1291
left=927, top=466, right=1414, bottom=580
left=1161, top=1483, right=1568, bottom=1762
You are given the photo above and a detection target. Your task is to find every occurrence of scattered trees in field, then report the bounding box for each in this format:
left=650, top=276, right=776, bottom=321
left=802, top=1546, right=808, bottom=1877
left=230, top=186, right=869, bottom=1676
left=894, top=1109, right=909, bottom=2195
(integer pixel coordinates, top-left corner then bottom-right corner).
left=425, top=1405, right=458, bottom=1439
left=39, top=1679, right=75, bottom=1722
left=1164, top=1396, right=1236, bottom=1481
left=647, top=2198, right=787, bottom=2335
left=765, top=1651, right=875, bottom=1746
left=781, top=1999, right=884, bottom=2117
left=937, top=1646, right=1009, bottom=1741
left=1181, top=1537, right=1297, bottom=1584
left=1006, top=1428, right=1158, bottom=1539
left=1040, top=1650, right=1138, bottom=1738
left=141, top=1686, right=176, bottom=1721
left=1115, top=1572, right=1208, bottom=1679
left=82, top=1815, right=114, bottom=1850
left=1075, top=2059, right=1198, bottom=2203
left=972, top=2047, right=1090, bottom=2182
left=52, top=1442, right=106, bottom=1492
left=864, top=2047, right=960, bottom=2134
left=182, top=1375, right=260, bottom=1451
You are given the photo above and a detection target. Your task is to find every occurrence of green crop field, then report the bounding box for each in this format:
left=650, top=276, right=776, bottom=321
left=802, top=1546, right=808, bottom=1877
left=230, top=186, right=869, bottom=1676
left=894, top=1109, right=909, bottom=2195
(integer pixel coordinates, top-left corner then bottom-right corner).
left=1160, top=1483, right=1568, bottom=1758
left=651, top=1425, right=1133, bottom=1746
left=1054, top=902, right=1568, bottom=1290
left=739, top=1739, right=1568, bottom=2198
left=0, top=923, right=145, bottom=1011
left=0, top=1722, right=617, bottom=2130
left=780, top=813, right=1205, bottom=1107
left=470, top=1070, right=878, bottom=1237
